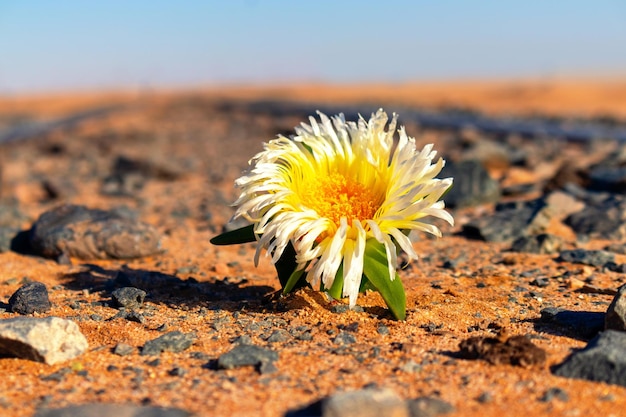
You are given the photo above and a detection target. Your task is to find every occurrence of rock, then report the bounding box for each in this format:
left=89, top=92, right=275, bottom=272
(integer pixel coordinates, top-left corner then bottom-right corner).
left=9, top=281, right=51, bottom=314
left=462, top=199, right=551, bottom=243
left=604, top=242, right=626, bottom=254
left=287, top=388, right=409, bottom=417
left=510, top=233, right=562, bottom=254
left=553, top=330, right=626, bottom=387
left=538, top=307, right=604, bottom=340
left=101, top=155, right=185, bottom=197
left=0, top=226, right=20, bottom=252
left=111, top=287, right=146, bottom=310
left=557, top=249, right=614, bottom=267
left=588, top=166, right=626, bottom=192
left=439, top=160, right=500, bottom=208
left=543, top=191, right=585, bottom=219
left=217, top=344, right=278, bottom=374
left=141, top=331, right=196, bottom=356
left=29, top=204, right=162, bottom=261
left=457, top=333, right=546, bottom=367
left=333, top=331, right=356, bottom=345
left=565, top=197, right=626, bottom=240
left=33, top=403, right=192, bottom=417
left=408, top=396, right=455, bottom=417
left=605, top=284, right=626, bottom=331
left=113, top=343, right=135, bottom=356
left=0, top=317, right=88, bottom=364
left=539, top=387, right=569, bottom=403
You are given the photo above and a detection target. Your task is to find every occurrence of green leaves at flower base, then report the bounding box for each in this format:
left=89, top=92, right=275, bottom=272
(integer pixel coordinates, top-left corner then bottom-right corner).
left=362, top=239, right=406, bottom=321
left=210, top=224, right=256, bottom=245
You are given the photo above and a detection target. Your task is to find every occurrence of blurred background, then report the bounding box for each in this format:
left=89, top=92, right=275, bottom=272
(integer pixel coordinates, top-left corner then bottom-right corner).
left=1, top=0, right=625, bottom=94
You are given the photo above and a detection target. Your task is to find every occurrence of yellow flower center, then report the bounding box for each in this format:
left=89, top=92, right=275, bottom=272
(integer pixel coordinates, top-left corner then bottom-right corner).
left=300, top=172, right=380, bottom=226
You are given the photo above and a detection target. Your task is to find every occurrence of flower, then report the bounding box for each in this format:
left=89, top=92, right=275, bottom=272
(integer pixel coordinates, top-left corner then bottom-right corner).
left=229, top=109, right=453, bottom=313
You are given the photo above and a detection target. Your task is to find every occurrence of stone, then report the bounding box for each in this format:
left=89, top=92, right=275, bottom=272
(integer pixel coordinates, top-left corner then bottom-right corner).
left=439, top=160, right=500, bottom=208
left=113, top=343, right=135, bottom=356
left=29, top=204, right=162, bottom=260
left=408, top=396, right=455, bottom=417
left=111, top=287, right=146, bottom=310
left=333, top=331, right=356, bottom=345
left=565, top=197, right=626, bottom=240
left=588, top=166, right=626, bottom=193
left=558, top=249, right=614, bottom=267
left=553, top=330, right=626, bottom=387
left=605, top=284, right=626, bottom=331
left=538, top=307, right=604, bottom=340
left=286, top=388, right=409, bottom=417
left=141, top=331, right=196, bottom=356
left=543, top=191, right=585, bottom=220
left=0, top=317, right=88, bottom=364
left=217, top=344, right=278, bottom=373
left=33, top=403, right=192, bottom=417
left=462, top=199, right=551, bottom=243
left=0, top=226, right=20, bottom=252
left=510, top=233, right=562, bottom=254
left=9, top=281, right=51, bottom=314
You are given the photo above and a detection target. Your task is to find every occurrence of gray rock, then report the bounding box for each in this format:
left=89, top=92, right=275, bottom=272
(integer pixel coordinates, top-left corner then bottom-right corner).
left=439, top=160, right=500, bottom=208
left=408, top=396, right=455, bottom=417
left=558, top=249, right=614, bottom=267
left=510, top=233, right=562, bottom=254
left=309, top=388, right=409, bottom=417
left=605, top=284, right=626, bottom=331
left=0, top=317, right=88, bottom=364
left=462, top=199, right=551, bottom=242
left=9, top=281, right=51, bottom=314
left=34, top=403, right=192, bottom=417
left=111, top=287, right=146, bottom=310
left=565, top=197, right=626, bottom=240
left=605, top=242, right=626, bottom=255
left=553, top=330, right=626, bottom=387
left=113, top=343, right=135, bottom=356
left=29, top=204, right=162, bottom=260
left=543, top=191, right=585, bottom=219
left=333, top=331, right=356, bottom=345
left=141, top=331, right=196, bottom=356
left=0, top=226, right=20, bottom=252
left=538, top=307, right=604, bottom=340
left=217, top=344, right=278, bottom=373
left=588, top=166, right=626, bottom=193
left=539, top=387, right=569, bottom=403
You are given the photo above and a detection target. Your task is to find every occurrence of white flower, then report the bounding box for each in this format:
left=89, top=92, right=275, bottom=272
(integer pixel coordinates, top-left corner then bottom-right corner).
left=233, top=109, right=453, bottom=307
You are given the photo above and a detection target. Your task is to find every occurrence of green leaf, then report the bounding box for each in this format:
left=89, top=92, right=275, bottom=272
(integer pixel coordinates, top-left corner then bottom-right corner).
left=283, top=267, right=306, bottom=294
left=327, top=264, right=344, bottom=300
left=274, top=241, right=309, bottom=292
left=210, top=224, right=256, bottom=245
left=362, top=239, right=406, bottom=320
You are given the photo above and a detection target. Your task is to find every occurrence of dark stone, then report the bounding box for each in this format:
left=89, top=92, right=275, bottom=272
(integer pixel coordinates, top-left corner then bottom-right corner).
left=462, top=199, right=551, bottom=243
left=605, top=284, right=626, bottom=331
left=0, top=226, right=20, bottom=252
left=553, top=330, right=626, bottom=387
left=605, top=242, right=626, bottom=254
left=333, top=331, right=357, bottom=346
left=565, top=197, right=626, bottom=240
left=539, top=387, right=569, bottom=402
left=266, top=329, right=290, bottom=343
left=510, top=233, right=562, bottom=254
left=141, top=331, right=196, bottom=356
left=29, top=204, right=162, bottom=260
left=557, top=249, right=614, bottom=267
left=408, top=396, right=455, bottom=417
left=33, top=404, right=192, bottom=417
left=217, top=344, right=278, bottom=373
left=9, top=282, right=51, bottom=314
left=457, top=334, right=546, bottom=367
left=111, top=287, right=146, bottom=310
left=588, top=166, right=626, bottom=193
left=538, top=307, right=604, bottom=340
left=101, top=155, right=184, bottom=196
left=439, top=160, right=500, bottom=208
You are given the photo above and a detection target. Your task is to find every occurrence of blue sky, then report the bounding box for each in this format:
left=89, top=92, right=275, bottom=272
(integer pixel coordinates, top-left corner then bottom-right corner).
left=1, top=1, right=625, bottom=93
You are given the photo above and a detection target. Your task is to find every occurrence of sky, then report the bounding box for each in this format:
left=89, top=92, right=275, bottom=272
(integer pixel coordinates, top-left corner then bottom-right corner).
left=0, top=0, right=625, bottom=93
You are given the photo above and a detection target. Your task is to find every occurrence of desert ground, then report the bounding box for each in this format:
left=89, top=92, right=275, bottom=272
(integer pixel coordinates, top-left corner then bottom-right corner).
left=1, top=78, right=626, bottom=417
